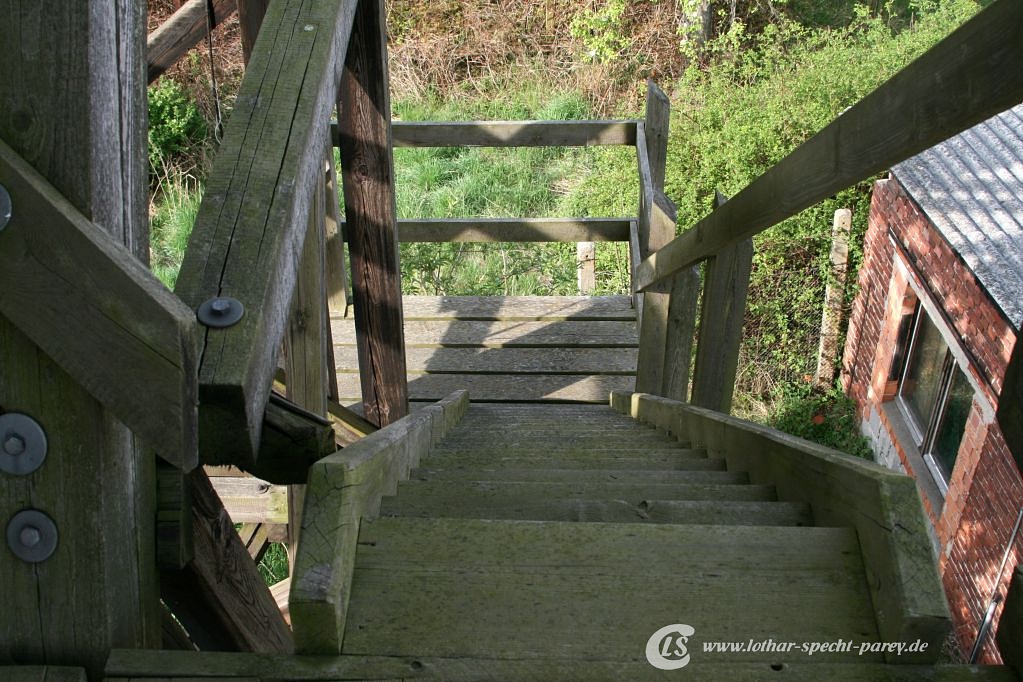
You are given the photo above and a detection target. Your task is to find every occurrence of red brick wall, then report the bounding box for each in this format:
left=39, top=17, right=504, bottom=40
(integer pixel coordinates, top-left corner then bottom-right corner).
left=842, top=175, right=1023, bottom=663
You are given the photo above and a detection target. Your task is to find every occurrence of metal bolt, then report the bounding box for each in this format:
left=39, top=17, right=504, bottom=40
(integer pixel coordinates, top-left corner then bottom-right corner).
left=0, top=183, right=11, bottom=231
left=3, top=434, right=25, bottom=456
left=303, top=24, right=315, bottom=31
left=19, top=526, right=40, bottom=548
left=6, top=510, right=57, bottom=563
left=0, top=413, right=47, bottom=476
left=197, top=296, right=245, bottom=328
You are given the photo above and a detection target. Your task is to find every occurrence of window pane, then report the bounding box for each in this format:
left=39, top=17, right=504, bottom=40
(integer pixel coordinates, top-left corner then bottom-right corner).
left=932, top=367, right=972, bottom=479
left=900, top=313, right=948, bottom=436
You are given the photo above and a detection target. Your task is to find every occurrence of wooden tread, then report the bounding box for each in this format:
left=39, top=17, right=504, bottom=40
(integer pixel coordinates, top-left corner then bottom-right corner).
left=333, top=295, right=638, bottom=405
left=410, top=467, right=751, bottom=484
left=343, top=518, right=878, bottom=662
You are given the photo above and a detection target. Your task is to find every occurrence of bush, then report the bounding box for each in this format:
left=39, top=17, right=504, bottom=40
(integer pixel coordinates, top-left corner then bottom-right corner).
left=147, top=78, right=207, bottom=174
left=768, top=382, right=874, bottom=459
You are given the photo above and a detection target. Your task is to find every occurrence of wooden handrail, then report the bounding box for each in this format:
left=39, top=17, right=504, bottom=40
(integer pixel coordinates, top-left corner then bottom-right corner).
left=341, top=217, right=632, bottom=243
left=174, top=0, right=359, bottom=464
left=147, top=0, right=237, bottom=83
left=633, top=0, right=1023, bottom=293
left=330, top=119, right=639, bottom=148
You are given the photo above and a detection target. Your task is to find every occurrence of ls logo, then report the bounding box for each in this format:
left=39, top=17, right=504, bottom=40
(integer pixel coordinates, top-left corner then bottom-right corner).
left=646, top=624, right=696, bottom=670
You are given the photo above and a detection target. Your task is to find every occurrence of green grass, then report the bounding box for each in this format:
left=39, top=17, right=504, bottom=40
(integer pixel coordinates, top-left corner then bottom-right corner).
left=257, top=542, right=290, bottom=585
left=388, top=88, right=637, bottom=296
left=149, top=173, right=203, bottom=289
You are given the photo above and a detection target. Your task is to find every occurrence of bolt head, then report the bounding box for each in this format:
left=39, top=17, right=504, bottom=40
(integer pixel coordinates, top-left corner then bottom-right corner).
left=211, top=298, right=231, bottom=314
left=19, top=526, right=40, bottom=548
left=3, top=434, right=25, bottom=456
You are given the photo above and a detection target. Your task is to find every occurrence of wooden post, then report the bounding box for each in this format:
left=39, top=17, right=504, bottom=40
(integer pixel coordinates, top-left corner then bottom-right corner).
left=814, top=208, right=852, bottom=386
left=0, top=0, right=160, bottom=673
left=576, top=241, right=596, bottom=294
left=237, top=0, right=270, bottom=66
left=338, top=0, right=409, bottom=427
left=662, top=267, right=701, bottom=401
left=634, top=81, right=673, bottom=395
left=284, top=135, right=331, bottom=578
left=690, top=192, right=754, bottom=414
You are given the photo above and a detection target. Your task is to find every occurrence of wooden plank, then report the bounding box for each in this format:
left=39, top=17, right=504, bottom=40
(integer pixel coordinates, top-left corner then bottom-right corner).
left=237, top=523, right=270, bottom=563
left=209, top=477, right=289, bottom=524
left=336, top=346, right=638, bottom=374
left=284, top=142, right=331, bottom=572
left=103, top=650, right=1023, bottom=681
left=236, top=0, right=270, bottom=65
left=396, top=295, right=636, bottom=320
left=0, top=140, right=199, bottom=468
left=634, top=86, right=675, bottom=394
left=0, top=667, right=87, bottom=682
left=160, top=470, right=293, bottom=653
left=634, top=0, right=1023, bottom=292
left=174, top=0, right=358, bottom=464
left=384, top=217, right=631, bottom=243
left=157, top=461, right=194, bottom=570
left=331, top=318, right=638, bottom=347
left=147, top=0, right=237, bottom=82
left=339, top=0, right=407, bottom=427
left=329, top=119, right=638, bottom=148
left=662, top=265, right=701, bottom=401
left=0, top=2, right=161, bottom=672
left=324, top=147, right=349, bottom=315
left=343, top=521, right=876, bottom=661
left=690, top=192, right=753, bottom=414
left=270, top=578, right=292, bottom=626
left=337, top=373, right=634, bottom=403
left=291, top=391, right=468, bottom=654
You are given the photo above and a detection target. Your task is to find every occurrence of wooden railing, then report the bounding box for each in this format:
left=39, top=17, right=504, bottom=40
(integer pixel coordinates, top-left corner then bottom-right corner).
left=630, top=0, right=1023, bottom=415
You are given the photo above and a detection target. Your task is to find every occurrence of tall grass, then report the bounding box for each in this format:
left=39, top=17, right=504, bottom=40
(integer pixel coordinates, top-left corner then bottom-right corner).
left=149, top=171, right=203, bottom=289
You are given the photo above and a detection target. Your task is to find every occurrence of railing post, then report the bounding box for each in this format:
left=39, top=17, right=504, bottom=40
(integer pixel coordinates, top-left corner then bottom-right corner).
left=284, top=129, right=331, bottom=575
left=0, top=1, right=160, bottom=671
left=634, top=81, right=674, bottom=395
left=690, top=192, right=754, bottom=414
left=576, top=241, right=596, bottom=294
left=237, top=0, right=270, bottom=66
left=339, top=0, right=409, bottom=427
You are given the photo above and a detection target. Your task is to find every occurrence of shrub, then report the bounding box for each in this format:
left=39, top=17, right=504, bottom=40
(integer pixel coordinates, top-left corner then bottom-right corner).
left=147, top=78, right=207, bottom=174
left=768, top=381, right=874, bottom=459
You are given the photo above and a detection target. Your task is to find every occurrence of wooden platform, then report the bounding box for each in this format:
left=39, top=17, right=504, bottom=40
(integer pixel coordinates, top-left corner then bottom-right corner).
left=333, top=296, right=638, bottom=409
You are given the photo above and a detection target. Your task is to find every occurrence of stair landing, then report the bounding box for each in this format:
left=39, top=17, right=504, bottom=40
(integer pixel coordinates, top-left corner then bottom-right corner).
left=332, top=296, right=637, bottom=410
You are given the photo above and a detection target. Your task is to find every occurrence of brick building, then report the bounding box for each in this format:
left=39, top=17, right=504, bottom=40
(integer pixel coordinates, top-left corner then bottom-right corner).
left=842, top=104, right=1023, bottom=662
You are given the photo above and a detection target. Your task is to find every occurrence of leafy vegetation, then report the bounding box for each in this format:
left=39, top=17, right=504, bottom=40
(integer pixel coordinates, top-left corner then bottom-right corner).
left=147, top=78, right=207, bottom=175
left=767, top=382, right=874, bottom=459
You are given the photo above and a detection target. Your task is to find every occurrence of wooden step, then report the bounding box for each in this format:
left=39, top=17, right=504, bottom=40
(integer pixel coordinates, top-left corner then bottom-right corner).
left=436, top=433, right=686, bottom=449
left=410, top=467, right=750, bottom=485
left=383, top=495, right=810, bottom=525
left=422, top=452, right=723, bottom=471
left=395, top=295, right=637, bottom=321
left=332, top=318, right=639, bottom=348
left=338, top=372, right=635, bottom=404
left=343, top=518, right=878, bottom=662
left=391, top=479, right=777, bottom=503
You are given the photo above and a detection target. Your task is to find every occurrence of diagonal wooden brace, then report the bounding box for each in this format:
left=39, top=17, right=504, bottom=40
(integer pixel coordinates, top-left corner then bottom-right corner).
left=0, top=139, right=199, bottom=470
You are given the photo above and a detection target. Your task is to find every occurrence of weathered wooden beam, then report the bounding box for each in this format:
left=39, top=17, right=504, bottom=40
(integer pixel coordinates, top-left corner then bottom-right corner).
left=157, top=461, right=194, bottom=570
left=576, top=241, right=596, bottom=294
left=0, top=1, right=160, bottom=671
left=210, top=476, right=289, bottom=524
left=291, top=390, right=468, bottom=654
left=634, top=0, right=1023, bottom=292
left=689, top=192, right=753, bottom=414
left=662, top=266, right=701, bottom=401
left=147, top=0, right=237, bottom=83
left=328, top=397, right=379, bottom=446
left=237, top=0, right=270, bottom=65
left=174, top=0, right=358, bottom=464
left=634, top=83, right=675, bottom=394
left=0, top=140, right=199, bottom=469
left=330, top=119, right=639, bottom=148
left=160, top=469, right=293, bottom=653
left=339, top=0, right=408, bottom=427
left=375, top=217, right=632, bottom=243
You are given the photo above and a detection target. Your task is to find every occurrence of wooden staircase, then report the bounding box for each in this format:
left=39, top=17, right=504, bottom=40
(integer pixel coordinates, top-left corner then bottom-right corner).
left=343, top=402, right=883, bottom=666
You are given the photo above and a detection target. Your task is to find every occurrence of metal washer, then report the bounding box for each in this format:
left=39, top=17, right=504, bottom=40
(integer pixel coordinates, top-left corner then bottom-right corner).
left=7, top=509, right=58, bottom=563
left=0, top=412, right=47, bottom=476
left=197, top=296, right=245, bottom=328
